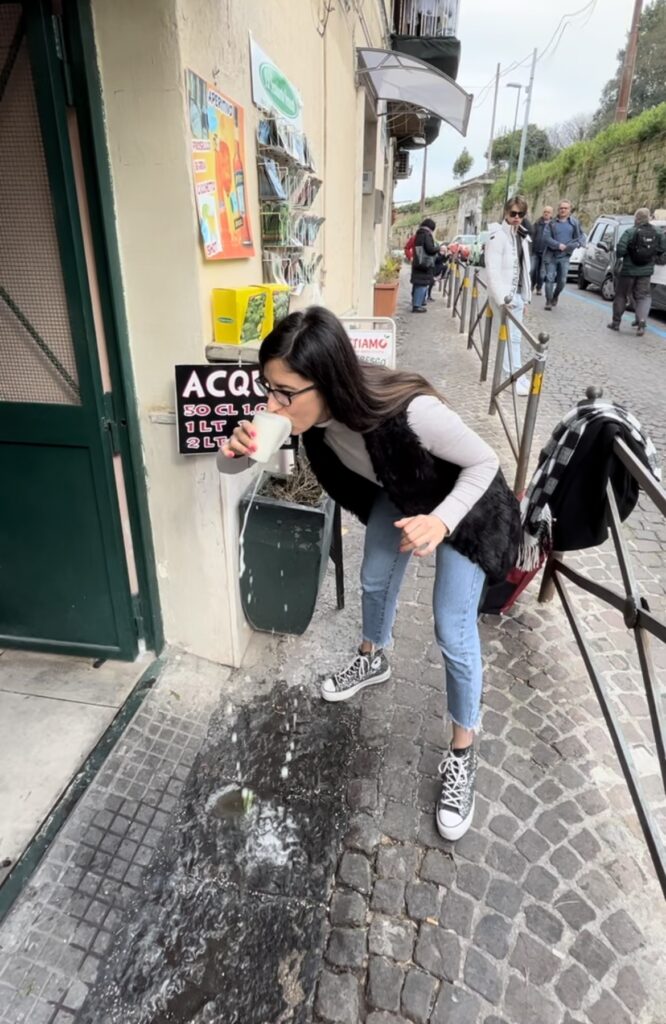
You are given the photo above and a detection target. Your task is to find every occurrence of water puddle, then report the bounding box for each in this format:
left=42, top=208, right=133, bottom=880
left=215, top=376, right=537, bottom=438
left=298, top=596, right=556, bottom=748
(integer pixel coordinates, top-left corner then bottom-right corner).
left=80, top=681, right=360, bottom=1024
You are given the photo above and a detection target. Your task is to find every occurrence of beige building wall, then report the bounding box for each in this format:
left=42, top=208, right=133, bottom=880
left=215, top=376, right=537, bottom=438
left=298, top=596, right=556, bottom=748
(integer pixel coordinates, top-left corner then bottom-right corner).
left=90, top=0, right=392, bottom=666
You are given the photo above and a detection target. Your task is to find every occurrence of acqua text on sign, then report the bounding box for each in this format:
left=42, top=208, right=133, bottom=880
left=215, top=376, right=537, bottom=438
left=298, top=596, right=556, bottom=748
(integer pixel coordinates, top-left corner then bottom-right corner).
left=174, top=363, right=266, bottom=454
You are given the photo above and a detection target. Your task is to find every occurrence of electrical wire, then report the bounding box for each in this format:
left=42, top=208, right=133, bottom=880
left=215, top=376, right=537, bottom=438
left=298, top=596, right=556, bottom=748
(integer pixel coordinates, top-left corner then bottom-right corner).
left=471, top=0, right=598, bottom=108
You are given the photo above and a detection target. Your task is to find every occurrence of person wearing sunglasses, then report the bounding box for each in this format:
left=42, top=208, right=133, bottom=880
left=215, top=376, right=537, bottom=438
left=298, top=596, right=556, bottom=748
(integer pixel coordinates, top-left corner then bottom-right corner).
left=221, top=306, right=520, bottom=841
left=484, top=195, right=533, bottom=396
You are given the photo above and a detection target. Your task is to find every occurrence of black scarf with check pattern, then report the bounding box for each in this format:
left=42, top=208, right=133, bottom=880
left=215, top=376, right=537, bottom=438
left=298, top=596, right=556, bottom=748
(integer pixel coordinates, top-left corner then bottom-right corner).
left=518, top=399, right=661, bottom=571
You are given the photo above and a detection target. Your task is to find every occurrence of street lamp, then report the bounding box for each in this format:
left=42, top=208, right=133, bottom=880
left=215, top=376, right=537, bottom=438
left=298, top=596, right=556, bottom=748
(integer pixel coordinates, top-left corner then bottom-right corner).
left=505, top=82, right=523, bottom=200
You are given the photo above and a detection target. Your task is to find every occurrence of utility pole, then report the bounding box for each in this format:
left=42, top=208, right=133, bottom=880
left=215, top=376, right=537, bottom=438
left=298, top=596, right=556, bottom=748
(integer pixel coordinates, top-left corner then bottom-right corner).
left=505, top=83, right=522, bottom=200
left=515, top=47, right=538, bottom=189
left=419, top=145, right=428, bottom=214
left=486, top=63, right=500, bottom=174
left=615, top=0, right=643, bottom=122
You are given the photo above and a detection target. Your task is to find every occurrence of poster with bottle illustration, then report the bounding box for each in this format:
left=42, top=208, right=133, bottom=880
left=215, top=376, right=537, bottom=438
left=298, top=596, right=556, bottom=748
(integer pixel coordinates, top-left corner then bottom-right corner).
left=186, top=69, right=255, bottom=260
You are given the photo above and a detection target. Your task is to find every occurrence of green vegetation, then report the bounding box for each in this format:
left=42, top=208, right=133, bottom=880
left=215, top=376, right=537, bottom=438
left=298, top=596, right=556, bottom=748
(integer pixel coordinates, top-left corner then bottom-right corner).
left=375, top=254, right=402, bottom=283
left=491, top=124, right=554, bottom=171
left=592, top=0, right=666, bottom=133
left=453, top=148, right=473, bottom=181
left=484, top=102, right=666, bottom=212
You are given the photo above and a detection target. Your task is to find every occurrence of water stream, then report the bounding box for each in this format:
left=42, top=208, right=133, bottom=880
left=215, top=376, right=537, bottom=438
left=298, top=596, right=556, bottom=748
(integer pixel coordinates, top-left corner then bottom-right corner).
left=79, top=682, right=360, bottom=1024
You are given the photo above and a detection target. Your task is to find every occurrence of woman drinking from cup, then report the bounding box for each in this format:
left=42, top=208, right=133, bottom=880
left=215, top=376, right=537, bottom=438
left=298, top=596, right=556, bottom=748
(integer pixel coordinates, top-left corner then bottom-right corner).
left=221, top=306, right=519, bottom=840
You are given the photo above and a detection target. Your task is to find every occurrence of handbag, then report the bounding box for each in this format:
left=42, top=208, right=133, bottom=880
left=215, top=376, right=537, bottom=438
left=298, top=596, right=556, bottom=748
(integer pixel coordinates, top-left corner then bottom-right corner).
left=414, top=244, right=435, bottom=269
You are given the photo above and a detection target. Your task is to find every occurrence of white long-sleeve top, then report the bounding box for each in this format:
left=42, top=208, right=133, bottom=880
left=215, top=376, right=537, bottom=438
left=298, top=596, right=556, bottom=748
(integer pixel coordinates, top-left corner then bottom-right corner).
left=319, top=395, right=499, bottom=533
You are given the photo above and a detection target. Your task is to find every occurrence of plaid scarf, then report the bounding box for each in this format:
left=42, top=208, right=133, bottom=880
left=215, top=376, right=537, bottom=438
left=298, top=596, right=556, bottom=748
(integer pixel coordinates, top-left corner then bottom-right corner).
left=518, top=399, right=661, bottom=571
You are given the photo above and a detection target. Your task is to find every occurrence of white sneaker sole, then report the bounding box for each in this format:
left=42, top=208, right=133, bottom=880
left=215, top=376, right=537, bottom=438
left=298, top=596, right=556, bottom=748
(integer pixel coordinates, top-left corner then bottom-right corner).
left=320, top=667, right=391, bottom=703
left=436, top=795, right=475, bottom=841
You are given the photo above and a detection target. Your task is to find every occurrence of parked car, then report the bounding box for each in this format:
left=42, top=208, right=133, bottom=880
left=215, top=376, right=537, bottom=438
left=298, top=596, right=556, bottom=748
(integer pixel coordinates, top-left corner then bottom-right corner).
left=577, top=214, right=666, bottom=311
left=567, top=245, right=585, bottom=281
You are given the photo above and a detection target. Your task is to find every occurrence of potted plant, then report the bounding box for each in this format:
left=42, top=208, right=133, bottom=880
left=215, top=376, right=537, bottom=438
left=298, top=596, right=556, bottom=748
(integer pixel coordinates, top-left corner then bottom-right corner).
left=373, top=254, right=402, bottom=317
left=238, top=455, right=336, bottom=635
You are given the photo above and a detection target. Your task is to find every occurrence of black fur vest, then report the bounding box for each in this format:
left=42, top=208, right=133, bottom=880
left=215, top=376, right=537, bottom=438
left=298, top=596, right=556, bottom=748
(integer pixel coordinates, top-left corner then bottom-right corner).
left=303, top=411, right=521, bottom=583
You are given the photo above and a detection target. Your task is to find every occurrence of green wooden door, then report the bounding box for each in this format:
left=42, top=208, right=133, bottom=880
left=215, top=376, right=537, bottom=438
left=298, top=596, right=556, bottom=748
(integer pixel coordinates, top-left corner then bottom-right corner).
left=0, top=1, right=138, bottom=659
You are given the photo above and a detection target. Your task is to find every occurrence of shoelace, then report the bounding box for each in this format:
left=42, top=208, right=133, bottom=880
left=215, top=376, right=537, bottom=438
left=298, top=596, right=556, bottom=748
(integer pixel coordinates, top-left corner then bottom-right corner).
left=437, top=753, right=469, bottom=811
left=335, top=653, right=371, bottom=690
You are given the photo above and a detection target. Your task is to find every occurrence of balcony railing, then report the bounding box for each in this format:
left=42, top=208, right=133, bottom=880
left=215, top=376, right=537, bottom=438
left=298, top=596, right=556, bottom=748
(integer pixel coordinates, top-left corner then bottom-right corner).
left=393, top=0, right=460, bottom=38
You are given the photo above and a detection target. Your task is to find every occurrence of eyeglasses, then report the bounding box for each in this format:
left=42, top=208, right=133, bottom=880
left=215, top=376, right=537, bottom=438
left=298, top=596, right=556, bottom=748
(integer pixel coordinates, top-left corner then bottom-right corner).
left=256, top=375, right=318, bottom=407
left=508, top=210, right=526, bottom=218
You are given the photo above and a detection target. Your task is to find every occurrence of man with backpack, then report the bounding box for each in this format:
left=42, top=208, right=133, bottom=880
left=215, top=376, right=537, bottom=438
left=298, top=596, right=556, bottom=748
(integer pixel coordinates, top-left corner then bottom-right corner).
left=608, top=208, right=666, bottom=337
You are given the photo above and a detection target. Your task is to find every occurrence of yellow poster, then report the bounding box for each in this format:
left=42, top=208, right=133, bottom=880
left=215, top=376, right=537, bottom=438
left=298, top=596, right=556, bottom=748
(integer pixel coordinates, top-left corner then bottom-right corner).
left=186, top=70, right=255, bottom=260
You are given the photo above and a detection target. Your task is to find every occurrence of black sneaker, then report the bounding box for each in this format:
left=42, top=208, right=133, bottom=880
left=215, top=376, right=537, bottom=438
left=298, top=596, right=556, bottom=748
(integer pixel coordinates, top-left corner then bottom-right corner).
left=637, top=321, right=646, bottom=337
left=607, top=321, right=620, bottom=331
left=320, top=648, right=391, bottom=702
left=544, top=303, right=552, bottom=311
left=436, top=745, right=477, bottom=840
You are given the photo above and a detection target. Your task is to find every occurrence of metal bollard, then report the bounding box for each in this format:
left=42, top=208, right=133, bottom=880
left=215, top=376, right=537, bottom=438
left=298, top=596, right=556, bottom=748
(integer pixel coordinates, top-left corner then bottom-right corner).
left=489, top=308, right=509, bottom=415
left=514, top=336, right=548, bottom=495
left=459, top=267, right=470, bottom=332
left=467, top=279, right=478, bottom=350
left=480, top=304, right=493, bottom=382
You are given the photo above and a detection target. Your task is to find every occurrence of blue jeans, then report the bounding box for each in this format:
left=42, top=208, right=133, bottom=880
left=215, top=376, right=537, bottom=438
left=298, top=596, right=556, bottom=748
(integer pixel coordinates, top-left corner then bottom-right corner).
left=412, top=284, right=428, bottom=309
left=361, top=493, right=486, bottom=729
left=544, top=256, right=569, bottom=302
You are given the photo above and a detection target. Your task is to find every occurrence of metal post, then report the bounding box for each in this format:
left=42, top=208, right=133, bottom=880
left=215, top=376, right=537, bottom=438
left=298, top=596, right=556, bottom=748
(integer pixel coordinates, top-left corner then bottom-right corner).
left=486, top=63, right=500, bottom=173
left=514, top=338, right=548, bottom=495
left=515, top=49, right=537, bottom=188
left=459, top=265, right=470, bottom=333
left=467, top=272, right=478, bottom=349
left=489, top=307, right=508, bottom=415
left=480, top=303, right=493, bottom=382
left=505, top=85, right=522, bottom=201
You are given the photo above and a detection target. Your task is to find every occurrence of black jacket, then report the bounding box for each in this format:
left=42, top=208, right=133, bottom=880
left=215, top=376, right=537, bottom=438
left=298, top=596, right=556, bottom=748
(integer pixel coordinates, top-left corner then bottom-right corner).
left=410, top=227, right=439, bottom=286
left=303, top=410, right=521, bottom=582
left=549, top=418, right=652, bottom=551
left=531, top=217, right=550, bottom=255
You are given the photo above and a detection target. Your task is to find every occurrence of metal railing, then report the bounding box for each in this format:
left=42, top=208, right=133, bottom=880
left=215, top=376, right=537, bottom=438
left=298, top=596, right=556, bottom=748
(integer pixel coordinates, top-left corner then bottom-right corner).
left=465, top=270, right=494, bottom=382
left=538, top=388, right=666, bottom=897
left=445, top=264, right=549, bottom=497
left=489, top=305, right=549, bottom=495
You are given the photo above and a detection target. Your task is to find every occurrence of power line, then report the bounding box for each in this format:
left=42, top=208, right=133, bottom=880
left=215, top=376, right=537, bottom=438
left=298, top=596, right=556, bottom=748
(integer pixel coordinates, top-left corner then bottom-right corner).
left=471, top=0, right=598, bottom=108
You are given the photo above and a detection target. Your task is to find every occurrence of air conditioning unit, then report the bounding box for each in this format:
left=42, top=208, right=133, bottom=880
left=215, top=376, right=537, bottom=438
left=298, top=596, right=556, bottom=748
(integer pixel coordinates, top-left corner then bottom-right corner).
left=362, top=170, right=374, bottom=195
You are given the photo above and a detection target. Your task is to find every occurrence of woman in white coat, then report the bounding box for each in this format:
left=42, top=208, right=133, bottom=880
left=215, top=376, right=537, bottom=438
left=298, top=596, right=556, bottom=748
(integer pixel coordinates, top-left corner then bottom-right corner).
left=484, top=195, right=532, bottom=396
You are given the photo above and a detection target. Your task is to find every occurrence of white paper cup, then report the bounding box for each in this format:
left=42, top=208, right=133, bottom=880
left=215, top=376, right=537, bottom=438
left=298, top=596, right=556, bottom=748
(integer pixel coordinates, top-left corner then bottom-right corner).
left=249, top=410, right=292, bottom=463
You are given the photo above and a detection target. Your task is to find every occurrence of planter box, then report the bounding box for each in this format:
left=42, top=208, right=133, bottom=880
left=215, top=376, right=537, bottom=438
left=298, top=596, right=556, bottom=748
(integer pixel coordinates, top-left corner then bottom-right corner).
left=238, top=486, right=335, bottom=635
left=373, top=280, right=399, bottom=317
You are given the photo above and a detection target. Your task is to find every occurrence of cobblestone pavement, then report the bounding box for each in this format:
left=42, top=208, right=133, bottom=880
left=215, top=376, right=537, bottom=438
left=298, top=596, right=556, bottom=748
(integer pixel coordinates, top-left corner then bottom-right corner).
left=310, top=278, right=666, bottom=1024
left=0, top=275, right=664, bottom=1024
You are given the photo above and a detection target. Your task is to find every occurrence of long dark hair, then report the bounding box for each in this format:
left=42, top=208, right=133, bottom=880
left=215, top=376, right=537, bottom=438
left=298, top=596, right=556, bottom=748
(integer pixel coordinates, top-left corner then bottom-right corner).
left=259, top=306, right=442, bottom=431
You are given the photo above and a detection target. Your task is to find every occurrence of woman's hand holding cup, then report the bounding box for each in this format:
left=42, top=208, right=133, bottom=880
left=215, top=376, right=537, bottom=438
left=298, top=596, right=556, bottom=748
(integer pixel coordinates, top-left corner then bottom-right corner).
left=222, top=420, right=257, bottom=459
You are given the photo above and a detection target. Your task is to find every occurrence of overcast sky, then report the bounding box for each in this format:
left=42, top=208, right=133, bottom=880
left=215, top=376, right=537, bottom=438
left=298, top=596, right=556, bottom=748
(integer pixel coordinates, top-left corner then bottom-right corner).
left=394, top=0, right=635, bottom=203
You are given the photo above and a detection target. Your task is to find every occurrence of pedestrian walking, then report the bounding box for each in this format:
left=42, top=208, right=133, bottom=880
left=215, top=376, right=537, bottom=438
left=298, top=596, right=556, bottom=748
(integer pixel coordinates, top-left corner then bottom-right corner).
left=542, top=199, right=586, bottom=310
left=530, top=206, right=553, bottom=295
left=484, top=194, right=532, bottom=396
left=410, top=218, right=438, bottom=312
left=221, top=306, right=521, bottom=841
left=608, top=208, right=666, bottom=337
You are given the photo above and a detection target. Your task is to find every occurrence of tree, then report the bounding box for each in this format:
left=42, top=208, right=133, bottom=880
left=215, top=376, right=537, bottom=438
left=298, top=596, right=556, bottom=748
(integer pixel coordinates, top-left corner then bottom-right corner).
left=452, top=147, right=473, bottom=180
left=546, top=113, right=594, bottom=150
left=490, top=124, right=554, bottom=170
left=591, top=0, right=666, bottom=133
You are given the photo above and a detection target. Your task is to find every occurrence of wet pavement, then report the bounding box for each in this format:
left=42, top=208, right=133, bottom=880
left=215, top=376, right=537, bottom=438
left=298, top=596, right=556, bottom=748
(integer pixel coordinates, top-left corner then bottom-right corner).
left=0, top=273, right=665, bottom=1024
left=79, top=684, right=359, bottom=1024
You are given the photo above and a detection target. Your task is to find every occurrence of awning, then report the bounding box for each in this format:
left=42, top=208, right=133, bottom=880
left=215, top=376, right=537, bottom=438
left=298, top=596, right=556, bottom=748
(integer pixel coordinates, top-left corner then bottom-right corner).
left=357, top=48, right=472, bottom=136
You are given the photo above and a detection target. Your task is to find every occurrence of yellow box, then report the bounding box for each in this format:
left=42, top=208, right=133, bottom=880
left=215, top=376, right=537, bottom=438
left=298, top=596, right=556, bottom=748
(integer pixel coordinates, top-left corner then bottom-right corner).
left=212, top=287, right=269, bottom=345
left=257, top=284, right=291, bottom=333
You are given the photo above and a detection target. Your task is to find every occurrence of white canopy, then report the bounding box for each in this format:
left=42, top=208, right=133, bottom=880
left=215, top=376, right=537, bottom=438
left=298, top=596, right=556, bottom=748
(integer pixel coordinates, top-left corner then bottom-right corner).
left=357, top=48, right=472, bottom=136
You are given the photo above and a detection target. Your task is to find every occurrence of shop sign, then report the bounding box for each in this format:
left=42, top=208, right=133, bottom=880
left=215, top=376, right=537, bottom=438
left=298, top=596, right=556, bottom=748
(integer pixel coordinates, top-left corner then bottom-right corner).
left=174, top=364, right=266, bottom=454
left=343, top=322, right=396, bottom=369
left=250, top=36, right=303, bottom=129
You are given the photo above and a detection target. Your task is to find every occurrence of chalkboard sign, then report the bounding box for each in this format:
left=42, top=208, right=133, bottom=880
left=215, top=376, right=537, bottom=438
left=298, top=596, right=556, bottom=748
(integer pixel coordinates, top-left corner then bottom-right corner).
left=174, top=363, right=267, bottom=454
